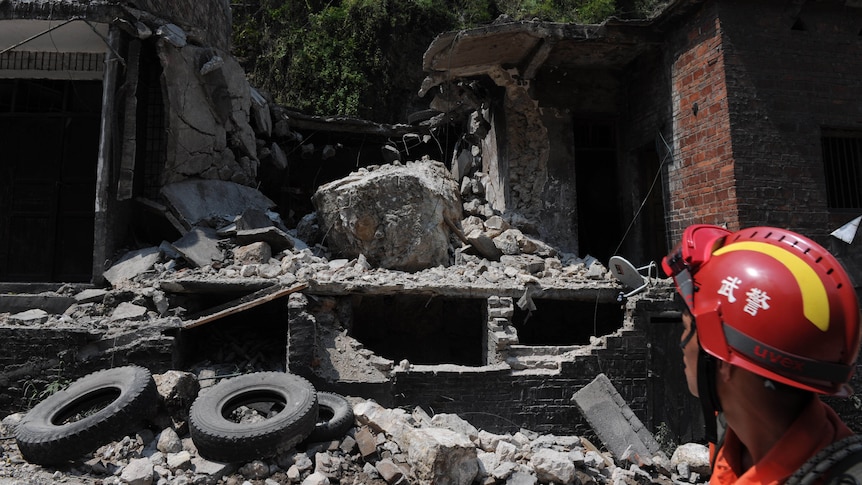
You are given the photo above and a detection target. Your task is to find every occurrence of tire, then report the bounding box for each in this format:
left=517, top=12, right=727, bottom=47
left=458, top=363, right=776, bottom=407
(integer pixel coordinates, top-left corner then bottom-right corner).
left=306, top=391, right=355, bottom=443
left=189, top=372, right=318, bottom=462
left=14, top=366, right=159, bottom=465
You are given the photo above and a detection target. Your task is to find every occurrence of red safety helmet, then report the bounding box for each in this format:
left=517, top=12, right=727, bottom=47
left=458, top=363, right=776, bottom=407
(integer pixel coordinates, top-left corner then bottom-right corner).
left=662, top=225, right=862, bottom=396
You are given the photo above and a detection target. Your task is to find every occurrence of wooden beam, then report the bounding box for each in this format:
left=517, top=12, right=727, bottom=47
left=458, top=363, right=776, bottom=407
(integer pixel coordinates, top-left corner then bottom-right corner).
left=182, top=282, right=308, bottom=330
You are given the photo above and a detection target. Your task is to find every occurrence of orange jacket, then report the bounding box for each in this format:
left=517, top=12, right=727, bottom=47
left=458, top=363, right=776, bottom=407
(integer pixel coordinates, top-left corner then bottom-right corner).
left=709, top=398, right=854, bottom=485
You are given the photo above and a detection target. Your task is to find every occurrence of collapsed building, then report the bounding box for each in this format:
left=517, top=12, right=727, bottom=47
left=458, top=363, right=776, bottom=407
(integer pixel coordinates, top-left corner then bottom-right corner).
left=1, top=0, right=861, bottom=453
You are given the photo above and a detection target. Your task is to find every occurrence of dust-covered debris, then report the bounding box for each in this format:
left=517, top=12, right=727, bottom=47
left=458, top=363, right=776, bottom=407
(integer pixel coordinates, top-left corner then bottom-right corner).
left=0, top=372, right=710, bottom=484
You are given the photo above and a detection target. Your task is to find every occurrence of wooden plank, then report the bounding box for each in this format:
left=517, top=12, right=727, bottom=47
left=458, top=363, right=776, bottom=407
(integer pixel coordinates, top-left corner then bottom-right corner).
left=182, top=282, right=308, bottom=330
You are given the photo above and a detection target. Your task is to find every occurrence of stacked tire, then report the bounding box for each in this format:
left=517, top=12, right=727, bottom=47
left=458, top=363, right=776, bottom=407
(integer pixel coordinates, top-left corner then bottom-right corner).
left=188, top=372, right=356, bottom=462
left=15, top=367, right=355, bottom=465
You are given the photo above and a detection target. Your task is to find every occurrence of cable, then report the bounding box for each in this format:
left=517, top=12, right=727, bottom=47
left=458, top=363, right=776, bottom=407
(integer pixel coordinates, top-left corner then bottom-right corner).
left=611, top=130, right=675, bottom=257
left=1, top=18, right=125, bottom=68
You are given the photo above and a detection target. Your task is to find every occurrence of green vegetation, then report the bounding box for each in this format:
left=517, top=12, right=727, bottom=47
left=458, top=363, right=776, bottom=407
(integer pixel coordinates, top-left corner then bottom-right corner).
left=22, top=364, right=70, bottom=410
left=231, top=0, right=664, bottom=122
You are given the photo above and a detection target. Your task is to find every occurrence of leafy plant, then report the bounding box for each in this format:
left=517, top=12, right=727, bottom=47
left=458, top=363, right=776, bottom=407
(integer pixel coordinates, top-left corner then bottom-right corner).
left=23, top=370, right=70, bottom=410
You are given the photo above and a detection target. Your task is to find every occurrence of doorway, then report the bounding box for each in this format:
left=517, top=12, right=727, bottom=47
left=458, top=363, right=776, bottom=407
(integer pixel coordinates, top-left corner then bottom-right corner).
left=0, top=79, right=101, bottom=282
left=574, top=119, right=622, bottom=264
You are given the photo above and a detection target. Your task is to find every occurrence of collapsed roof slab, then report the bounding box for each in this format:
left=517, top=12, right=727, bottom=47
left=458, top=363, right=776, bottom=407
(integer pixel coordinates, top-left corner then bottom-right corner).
left=420, top=20, right=661, bottom=95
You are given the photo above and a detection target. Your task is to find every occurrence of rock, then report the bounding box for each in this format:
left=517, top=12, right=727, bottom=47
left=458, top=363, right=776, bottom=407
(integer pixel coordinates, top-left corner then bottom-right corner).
left=157, top=428, right=183, bottom=454
left=671, top=443, right=711, bottom=477
left=301, top=471, right=330, bottom=485
left=496, top=440, right=518, bottom=463
left=312, top=160, right=461, bottom=271
left=375, top=457, right=407, bottom=484
left=104, top=247, right=161, bottom=287
left=234, top=242, right=272, bottom=265
left=240, top=460, right=270, bottom=479
left=530, top=448, right=575, bottom=484
left=407, top=427, right=478, bottom=485
left=166, top=450, right=192, bottom=470
left=430, top=413, right=479, bottom=442
left=354, top=401, right=415, bottom=445
left=120, top=457, right=154, bottom=485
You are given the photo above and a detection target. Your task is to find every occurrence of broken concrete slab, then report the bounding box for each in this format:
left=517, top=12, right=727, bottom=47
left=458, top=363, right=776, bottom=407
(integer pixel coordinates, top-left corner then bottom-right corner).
left=572, top=373, right=664, bottom=464
left=312, top=159, right=462, bottom=272
left=169, top=227, right=224, bottom=268
left=235, top=207, right=274, bottom=231
left=0, top=294, right=75, bottom=315
left=466, top=230, right=503, bottom=262
left=110, top=302, right=149, bottom=321
left=158, top=278, right=275, bottom=294
left=74, top=288, right=109, bottom=304
left=235, top=226, right=295, bottom=253
left=104, top=247, right=161, bottom=287
left=8, top=309, right=49, bottom=325
left=160, top=179, right=278, bottom=230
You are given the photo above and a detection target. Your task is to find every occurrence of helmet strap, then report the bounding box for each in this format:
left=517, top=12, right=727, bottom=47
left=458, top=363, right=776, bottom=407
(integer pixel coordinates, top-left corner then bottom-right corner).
left=697, top=349, right=723, bottom=444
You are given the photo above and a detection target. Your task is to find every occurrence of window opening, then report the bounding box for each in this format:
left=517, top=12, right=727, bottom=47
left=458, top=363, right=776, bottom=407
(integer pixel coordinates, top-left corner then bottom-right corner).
left=350, top=295, right=484, bottom=366
left=135, top=41, right=166, bottom=200
left=822, top=132, right=862, bottom=210
left=512, top=299, right=623, bottom=345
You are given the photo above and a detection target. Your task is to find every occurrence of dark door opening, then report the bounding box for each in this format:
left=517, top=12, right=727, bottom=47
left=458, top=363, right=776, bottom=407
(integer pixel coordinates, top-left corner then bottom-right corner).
left=350, top=295, right=484, bottom=366
left=0, top=79, right=101, bottom=282
left=574, top=119, right=622, bottom=264
left=645, top=313, right=704, bottom=445
left=637, top=145, right=669, bottom=265
left=512, top=299, right=623, bottom=345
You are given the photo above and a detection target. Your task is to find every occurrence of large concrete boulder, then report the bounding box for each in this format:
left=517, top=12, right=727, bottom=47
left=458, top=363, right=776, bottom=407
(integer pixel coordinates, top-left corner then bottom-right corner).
left=312, top=160, right=462, bottom=272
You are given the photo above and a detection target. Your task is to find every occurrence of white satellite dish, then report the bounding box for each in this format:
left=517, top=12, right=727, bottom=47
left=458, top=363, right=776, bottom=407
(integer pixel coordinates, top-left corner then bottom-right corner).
left=831, top=215, right=861, bottom=244
left=609, top=256, right=656, bottom=300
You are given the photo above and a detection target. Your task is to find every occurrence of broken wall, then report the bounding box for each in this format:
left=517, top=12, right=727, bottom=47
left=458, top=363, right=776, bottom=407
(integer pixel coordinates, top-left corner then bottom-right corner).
left=284, top=282, right=705, bottom=442
left=0, top=326, right=174, bottom=415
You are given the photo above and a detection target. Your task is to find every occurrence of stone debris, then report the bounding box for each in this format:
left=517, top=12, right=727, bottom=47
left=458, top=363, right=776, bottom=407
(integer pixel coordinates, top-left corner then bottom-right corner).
left=0, top=374, right=710, bottom=484
left=312, top=159, right=463, bottom=272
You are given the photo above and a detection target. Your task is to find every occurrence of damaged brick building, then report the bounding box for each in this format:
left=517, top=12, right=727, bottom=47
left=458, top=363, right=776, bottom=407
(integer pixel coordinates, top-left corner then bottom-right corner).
left=1, top=0, right=861, bottom=449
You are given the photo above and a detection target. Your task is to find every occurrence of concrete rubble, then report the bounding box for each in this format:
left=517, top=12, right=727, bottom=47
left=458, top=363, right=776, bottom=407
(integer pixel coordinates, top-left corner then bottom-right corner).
left=0, top=154, right=713, bottom=483
left=0, top=370, right=711, bottom=484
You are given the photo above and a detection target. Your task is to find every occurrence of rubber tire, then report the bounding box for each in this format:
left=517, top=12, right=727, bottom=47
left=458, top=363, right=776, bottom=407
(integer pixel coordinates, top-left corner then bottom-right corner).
left=14, top=365, right=159, bottom=465
left=189, top=372, right=318, bottom=463
left=306, top=391, right=355, bottom=443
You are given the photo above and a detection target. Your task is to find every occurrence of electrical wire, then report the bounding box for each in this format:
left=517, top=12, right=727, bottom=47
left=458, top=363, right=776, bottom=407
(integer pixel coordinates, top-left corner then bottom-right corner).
left=611, top=130, right=675, bottom=257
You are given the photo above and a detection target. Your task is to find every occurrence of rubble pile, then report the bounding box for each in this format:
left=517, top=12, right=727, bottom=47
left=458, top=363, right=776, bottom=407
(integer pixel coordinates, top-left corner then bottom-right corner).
left=0, top=370, right=711, bottom=485
left=0, top=160, right=615, bottom=334
left=0, top=159, right=664, bottom=485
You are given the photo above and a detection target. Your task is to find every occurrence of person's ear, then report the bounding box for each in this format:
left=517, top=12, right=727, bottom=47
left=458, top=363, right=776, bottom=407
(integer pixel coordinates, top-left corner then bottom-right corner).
left=717, top=360, right=734, bottom=382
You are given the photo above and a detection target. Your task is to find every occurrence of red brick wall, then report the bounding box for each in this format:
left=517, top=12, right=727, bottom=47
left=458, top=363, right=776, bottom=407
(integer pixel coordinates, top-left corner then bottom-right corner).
left=666, top=2, right=739, bottom=243
left=665, top=0, right=862, bottom=246
left=717, top=0, right=862, bottom=244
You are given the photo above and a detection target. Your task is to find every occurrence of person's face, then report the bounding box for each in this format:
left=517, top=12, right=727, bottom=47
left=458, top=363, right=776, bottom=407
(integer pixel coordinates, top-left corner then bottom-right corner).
left=681, top=310, right=699, bottom=397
